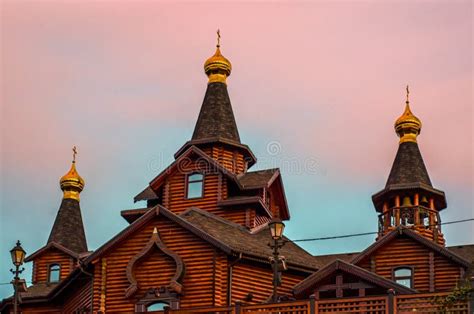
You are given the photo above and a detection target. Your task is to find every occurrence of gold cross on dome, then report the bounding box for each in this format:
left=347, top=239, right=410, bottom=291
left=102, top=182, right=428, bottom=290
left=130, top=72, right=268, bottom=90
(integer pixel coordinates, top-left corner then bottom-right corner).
left=217, top=29, right=221, bottom=47
left=406, top=85, right=410, bottom=103
left=72, top=146, right=77, bottom=162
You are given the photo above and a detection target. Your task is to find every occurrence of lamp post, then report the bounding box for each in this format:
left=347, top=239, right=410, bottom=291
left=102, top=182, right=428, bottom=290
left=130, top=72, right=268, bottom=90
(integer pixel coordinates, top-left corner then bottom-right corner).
left=268, top=218, right=285, bottom=303
left=10, top=240, right=26, bottom=314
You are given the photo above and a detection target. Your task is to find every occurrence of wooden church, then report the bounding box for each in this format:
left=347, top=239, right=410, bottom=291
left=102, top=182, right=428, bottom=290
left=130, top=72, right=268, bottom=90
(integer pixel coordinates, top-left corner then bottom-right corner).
left=1, top=35, right=473, bottom=313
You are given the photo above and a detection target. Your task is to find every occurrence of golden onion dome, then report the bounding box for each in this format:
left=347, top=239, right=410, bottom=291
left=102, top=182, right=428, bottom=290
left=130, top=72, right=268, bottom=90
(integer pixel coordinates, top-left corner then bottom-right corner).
left=204, top=30, right=232, bottom=84
left=60, top=147, right=84, bottom=200
left=394, top=86, right=422, bottom=143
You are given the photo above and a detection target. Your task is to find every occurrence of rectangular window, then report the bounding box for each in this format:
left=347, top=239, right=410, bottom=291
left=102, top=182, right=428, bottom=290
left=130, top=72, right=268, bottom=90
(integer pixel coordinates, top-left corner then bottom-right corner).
left=186, top=173, right=204, bottom=199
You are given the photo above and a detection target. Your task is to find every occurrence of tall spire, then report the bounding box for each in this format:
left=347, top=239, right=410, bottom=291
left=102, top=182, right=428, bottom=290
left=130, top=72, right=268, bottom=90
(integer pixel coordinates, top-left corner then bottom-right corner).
left=192, top=31, right=240, bottom=143
left=48, top=147, right=88, bottom=254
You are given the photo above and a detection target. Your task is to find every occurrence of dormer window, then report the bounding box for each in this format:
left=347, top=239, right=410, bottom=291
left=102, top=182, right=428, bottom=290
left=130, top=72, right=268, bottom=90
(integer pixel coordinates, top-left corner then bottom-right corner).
left=393, top=267, right=413, bottom=288
left=186, top=173, right=204, bottom=199
left=48, top=264, right=61, bottom=282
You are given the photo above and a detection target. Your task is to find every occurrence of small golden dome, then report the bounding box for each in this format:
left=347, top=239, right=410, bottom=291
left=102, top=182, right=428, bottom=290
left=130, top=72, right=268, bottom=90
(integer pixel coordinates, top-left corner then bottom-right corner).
left=394, top=86, right=422, bottom=143
left=60, top=147, right=84, bottom=200
left=204, top=30, right=231, bottom=84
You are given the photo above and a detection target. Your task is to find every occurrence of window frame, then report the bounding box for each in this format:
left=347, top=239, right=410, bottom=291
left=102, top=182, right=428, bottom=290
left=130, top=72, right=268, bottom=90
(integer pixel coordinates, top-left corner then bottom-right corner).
left=392, top=266, right=414, bottom=289
left=185, top=172, right=204, bottom=199
left=47, top=263, right=61, bottom=283
left=146, top=302, right=169, bottom=312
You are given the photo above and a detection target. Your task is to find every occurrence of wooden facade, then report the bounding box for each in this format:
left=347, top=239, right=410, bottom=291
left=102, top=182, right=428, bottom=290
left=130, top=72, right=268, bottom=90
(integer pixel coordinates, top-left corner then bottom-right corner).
left=1, top=42, right=473, bottom=314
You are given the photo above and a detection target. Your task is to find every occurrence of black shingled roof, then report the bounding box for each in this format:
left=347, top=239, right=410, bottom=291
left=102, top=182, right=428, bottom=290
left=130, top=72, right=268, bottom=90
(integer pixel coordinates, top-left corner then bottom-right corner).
left=386, top=142, right=432, bottom=187
left=47, top=198, right=88, bottom=254
left=192, top=82, right=240, bottom=143
left=180, top=208, right=321, bottom=270
left=237, top=168, right=279, bottom=189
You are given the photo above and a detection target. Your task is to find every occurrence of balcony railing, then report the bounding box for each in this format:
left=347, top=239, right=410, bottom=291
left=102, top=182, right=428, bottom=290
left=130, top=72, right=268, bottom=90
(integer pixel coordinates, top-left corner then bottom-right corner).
left=153, top=292, right=471, bottom=314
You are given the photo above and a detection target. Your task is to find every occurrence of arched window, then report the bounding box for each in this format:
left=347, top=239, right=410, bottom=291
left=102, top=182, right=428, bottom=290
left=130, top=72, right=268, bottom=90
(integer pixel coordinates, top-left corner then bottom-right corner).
left=393, top=267, right=413, bottom=288
left=48, top=264, right=61, bottom=282
left=147, top=302, right=168, bottom=312
left=186, top=173, right=204, bottom=199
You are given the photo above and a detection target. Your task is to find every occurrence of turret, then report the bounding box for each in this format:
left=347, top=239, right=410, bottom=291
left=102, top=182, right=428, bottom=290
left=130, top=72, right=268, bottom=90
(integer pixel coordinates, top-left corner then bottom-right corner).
left=372, top=87, right=447, bottom=245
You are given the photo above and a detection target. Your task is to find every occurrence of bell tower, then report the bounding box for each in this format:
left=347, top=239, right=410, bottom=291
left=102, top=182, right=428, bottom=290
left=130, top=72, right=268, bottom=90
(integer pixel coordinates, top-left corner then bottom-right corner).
left=372, top=87, right=447, bottom=245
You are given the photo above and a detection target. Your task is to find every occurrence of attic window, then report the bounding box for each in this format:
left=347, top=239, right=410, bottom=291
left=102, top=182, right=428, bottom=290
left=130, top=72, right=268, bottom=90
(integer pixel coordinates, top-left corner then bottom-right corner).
left=186, top=173, right=204, bottom=199
left=393, top=267, right=413, bottom=288
left=49, top=264, right=61, bottom=282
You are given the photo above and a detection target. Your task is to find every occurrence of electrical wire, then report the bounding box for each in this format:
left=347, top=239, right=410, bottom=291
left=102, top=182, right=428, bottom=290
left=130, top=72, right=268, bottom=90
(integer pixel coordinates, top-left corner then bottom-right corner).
left=290, top=218, right=474, bottom=243
left=0, top=218, right=472, bottom=286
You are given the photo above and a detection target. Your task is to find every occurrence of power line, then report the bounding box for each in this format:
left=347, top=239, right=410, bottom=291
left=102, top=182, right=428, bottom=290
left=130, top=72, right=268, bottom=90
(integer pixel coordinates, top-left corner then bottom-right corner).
left=0, top=218, right=471, bottom=286
left=290, top=218, right=474, bottom=243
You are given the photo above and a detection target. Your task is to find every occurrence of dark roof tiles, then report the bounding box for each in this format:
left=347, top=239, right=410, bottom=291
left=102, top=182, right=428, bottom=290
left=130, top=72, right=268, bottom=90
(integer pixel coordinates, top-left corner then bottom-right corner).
left=180, top=208, right=321, bottom=270
left=47, top=198, right=88, bottom=254
left=192, top=82, right=240, bottom=143
left=386, top=142, right=432, bottom=187
left=237, top=168, right=279, bottom=189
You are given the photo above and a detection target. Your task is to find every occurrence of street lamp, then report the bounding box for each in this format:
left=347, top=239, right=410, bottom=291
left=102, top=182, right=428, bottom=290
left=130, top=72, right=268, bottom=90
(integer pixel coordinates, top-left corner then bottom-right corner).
left=10, top=240, right=26, bottom=314
left=269, top=218, right=285, bottom=303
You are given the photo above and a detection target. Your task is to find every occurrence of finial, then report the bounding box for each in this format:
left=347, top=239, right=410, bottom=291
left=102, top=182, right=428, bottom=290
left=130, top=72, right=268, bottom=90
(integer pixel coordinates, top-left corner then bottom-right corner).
left=394, top=85, right=422, bottom=144
left=72, top=146, right=77, bottom=163
left=60, top=147, right=85, bottom=200
left=204, top=30, right=232, bottom=84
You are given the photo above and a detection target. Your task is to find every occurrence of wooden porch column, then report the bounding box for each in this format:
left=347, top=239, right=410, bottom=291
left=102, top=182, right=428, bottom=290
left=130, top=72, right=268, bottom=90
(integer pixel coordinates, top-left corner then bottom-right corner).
left=387, top=289, right=395, bottom=314
left=309, top=295, right=316, bottom=314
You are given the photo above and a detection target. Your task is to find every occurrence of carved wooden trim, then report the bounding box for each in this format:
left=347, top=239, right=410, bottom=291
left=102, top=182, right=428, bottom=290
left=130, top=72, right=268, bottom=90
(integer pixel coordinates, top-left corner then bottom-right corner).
left=125, top=227, right=184, bottom=298
left=429, top=252, right=435, bottom=292
left=99, top=258, right=107, bottom=313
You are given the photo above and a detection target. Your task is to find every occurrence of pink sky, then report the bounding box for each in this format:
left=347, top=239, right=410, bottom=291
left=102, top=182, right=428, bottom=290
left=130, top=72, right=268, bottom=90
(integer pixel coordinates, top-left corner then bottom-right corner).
left=0, top=0, right=472, bottom=294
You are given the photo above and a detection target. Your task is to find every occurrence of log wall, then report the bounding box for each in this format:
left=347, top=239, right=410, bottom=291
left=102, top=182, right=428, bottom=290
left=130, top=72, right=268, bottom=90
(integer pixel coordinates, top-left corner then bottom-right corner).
left=356, top=237, right=465, bottom=292
left=31, top=248, right=74, bottom=284
left=162, top=158, right=254, bottom=227
left=91, top=216, right=219, bottom=312
left=231, top=262, right=305, bottom=304
left=201, top=145, right=246, bottom=174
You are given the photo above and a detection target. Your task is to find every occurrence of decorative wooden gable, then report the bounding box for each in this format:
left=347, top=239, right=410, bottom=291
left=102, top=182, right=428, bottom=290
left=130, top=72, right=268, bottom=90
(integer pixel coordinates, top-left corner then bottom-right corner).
left=293, top=259, right=414, bottom=299
left=25, top=242, right=79, bottom=284
left=125, top=227, right=184, bottom=298
left=352, top=227, right=471, bottom=293
left=86, top=207, right=221, bottom=312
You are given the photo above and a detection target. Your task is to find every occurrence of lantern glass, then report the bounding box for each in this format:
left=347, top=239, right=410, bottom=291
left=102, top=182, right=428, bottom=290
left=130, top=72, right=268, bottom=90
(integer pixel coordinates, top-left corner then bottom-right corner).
left=269, top=219, right=285, bottom=240
left=10, top=241, right=26, bottom=267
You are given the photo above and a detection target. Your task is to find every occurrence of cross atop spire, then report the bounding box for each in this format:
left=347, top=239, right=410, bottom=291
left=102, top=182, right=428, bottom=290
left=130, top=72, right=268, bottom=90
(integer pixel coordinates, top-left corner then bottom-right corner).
left=217, top=29, right=221, bottom=48
left=72, top=146, right=77, bottom=163
left=406, top=85, right=410, bottom=103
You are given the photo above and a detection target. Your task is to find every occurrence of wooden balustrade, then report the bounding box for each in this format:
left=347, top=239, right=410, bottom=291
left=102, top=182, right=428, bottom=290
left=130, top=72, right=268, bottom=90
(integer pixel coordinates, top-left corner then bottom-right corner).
left=396, top=292, right=470, bottom=313
left=242, top=300, right=310, bottom=314
left=317, top=296, right=387, bottom=313
left=158, top=292, right=471, bottom=314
